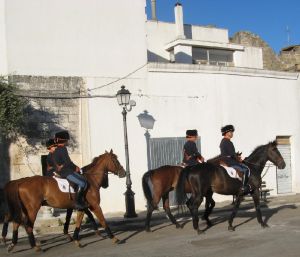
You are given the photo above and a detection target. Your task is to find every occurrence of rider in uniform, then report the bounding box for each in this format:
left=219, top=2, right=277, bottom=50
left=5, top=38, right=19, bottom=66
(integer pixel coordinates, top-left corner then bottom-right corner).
left=183, top=129, right=204, bottom=167
left=219, top=125, right=250, bottom=194
left=45, top=138, right=57, bottom=177
left=53, top=130, right=88, bottom=210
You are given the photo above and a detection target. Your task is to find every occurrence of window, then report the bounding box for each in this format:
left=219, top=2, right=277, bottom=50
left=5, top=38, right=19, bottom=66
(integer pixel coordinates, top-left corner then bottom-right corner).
left=192, top=47, right=234, bottom=66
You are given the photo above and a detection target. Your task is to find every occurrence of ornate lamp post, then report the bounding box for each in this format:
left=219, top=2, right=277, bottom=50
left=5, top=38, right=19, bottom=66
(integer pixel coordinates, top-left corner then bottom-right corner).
left=116, top=86, right=137, bottom=218
left=137, top=111, right=156, bottom=170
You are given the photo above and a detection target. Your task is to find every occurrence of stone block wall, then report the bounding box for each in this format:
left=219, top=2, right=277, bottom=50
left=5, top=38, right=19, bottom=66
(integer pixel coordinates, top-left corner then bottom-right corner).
left=0, top=75, right=84, bottom=218
left=230, top=31, right=284, bottom=71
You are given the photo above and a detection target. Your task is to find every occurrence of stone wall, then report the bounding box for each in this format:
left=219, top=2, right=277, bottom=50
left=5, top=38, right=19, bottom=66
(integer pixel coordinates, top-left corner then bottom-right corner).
left=279, top=46, right=300, bottom=71
left=230, top=31, right=284, bottom=71
left=0, top=75, right=84, bottom=219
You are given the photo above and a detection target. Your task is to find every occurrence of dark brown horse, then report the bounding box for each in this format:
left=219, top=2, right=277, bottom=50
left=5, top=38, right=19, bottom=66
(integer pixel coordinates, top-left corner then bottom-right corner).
left=142, top=165, right=192, bottom=232
left=176, top=141, right=286, bottom=234
left=5, top=150, right=125, bottom=252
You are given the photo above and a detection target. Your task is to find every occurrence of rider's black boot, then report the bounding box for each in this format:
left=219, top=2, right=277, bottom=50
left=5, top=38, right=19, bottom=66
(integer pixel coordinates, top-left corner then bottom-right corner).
left=241, top=172, right=250, bottom=195
left=75, top=188, right=88, bottom=210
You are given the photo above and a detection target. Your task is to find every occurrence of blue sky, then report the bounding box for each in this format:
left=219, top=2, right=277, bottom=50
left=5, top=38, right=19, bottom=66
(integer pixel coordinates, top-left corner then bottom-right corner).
left=146, top=0, right=300, bottom=53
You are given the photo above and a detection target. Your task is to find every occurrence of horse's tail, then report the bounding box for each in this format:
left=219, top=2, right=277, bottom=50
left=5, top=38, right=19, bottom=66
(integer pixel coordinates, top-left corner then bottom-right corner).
left=176, top=168, right=189, bottom=205
left=5, top=181, right=24, bottom=224
left=142, top=171, right=153, bottom=208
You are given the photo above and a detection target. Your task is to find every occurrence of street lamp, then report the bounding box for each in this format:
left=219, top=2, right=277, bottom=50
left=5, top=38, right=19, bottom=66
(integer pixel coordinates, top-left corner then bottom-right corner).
left=137, top=111, right=156, bottom=170
left=116, top=85, right=137, bottom=218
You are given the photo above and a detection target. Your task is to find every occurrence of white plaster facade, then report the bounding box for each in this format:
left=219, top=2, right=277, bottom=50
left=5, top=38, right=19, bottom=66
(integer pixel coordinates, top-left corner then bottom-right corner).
left=1, top=0, right=299, bottom=214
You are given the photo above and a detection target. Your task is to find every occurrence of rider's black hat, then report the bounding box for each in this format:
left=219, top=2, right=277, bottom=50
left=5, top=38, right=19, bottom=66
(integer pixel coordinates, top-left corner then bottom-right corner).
left=46, top=139, right=56, bottom=149
left=221, top=125, right=235, bottom=136
left=186, top=129, right=198, bottom=138
left=55, top=130, right=70, bottom=142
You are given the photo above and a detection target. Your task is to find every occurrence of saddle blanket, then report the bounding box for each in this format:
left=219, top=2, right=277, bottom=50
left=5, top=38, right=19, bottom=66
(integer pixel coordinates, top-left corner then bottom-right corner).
left=53, top=177, right=76, bottom=193
left=221, top=165, right=243, bottom=181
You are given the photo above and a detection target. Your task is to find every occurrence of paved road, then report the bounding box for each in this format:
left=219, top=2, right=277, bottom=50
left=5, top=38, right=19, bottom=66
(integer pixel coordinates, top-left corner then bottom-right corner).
left=1, top=199, right=300, bottom=257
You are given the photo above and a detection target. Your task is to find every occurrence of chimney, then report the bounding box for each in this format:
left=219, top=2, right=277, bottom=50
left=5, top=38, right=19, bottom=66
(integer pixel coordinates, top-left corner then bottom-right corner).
left=174, top=2, right=185, bottom=39
left=151, top=0, right=157, bottom=21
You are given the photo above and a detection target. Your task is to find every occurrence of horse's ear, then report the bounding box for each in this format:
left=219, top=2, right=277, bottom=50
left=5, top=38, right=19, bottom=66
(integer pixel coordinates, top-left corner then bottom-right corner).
left=105, top=150, right=108, bottom=153
left=271, top=140, right=277, bottom=147
left=110, top=149, right=113, bottom=154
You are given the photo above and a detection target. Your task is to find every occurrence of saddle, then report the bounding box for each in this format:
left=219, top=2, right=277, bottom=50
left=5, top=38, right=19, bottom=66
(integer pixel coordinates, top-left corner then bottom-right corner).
left=53, top=176, right=76, bottom=194
left=219, top=162, right=244, bottom=181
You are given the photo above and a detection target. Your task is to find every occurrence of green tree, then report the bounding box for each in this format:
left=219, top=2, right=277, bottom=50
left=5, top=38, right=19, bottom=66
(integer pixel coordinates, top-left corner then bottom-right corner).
left=0, top=76, right=28, bottom=140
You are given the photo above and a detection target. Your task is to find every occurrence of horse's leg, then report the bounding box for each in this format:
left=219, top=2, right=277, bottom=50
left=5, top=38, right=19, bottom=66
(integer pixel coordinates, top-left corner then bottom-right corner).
left=24, top=207, right=41, bottom=252
left=91, top=206, right=119, bottom=244
left=7, top=222, right=20, bottom=253
left=145, top=191, right=161, bottom=232
left=145, top=204, right=155, bottom=232
left=162, top=193, right=181, bottom=229
left=252, top=189, right=268, bottom=228
left=228, top=194, right=243, bottom=231
left=1, top=213, right=10, bottom=245
left=191, top=195, right=204, bottom=235
left=64, top=208, right=73, bottom=241
left=84, top=209, right=99, bottom=234
left=202, top=192, right=215, bottom=227
left=73, top=211, right=84, bottom=247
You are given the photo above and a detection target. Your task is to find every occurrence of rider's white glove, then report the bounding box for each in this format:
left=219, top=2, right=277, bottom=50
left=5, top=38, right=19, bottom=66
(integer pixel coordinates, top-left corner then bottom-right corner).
left=79, top=169, right=83, bottom=175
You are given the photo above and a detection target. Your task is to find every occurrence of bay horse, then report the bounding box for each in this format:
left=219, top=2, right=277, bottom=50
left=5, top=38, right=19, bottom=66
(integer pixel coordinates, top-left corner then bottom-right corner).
left=5, top=150, right=125, bottom=252
left=176, top=141, right=286, bottom=234
left=1, top=178, right=103, bottom=245
left=142, top=165, right=192, bottom=232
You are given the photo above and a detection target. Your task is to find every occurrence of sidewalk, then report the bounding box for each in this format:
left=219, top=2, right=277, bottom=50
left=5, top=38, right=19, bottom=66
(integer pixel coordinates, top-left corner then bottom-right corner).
left=2, top=194, right=300, bottom=238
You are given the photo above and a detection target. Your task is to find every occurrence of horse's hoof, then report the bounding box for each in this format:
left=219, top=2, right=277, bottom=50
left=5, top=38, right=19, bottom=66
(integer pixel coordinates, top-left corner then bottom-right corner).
left=228, top=226, right=235, bottom=232
left=261, top=223, right=269, bottom=229
left=66, top=234, right=73, bottom=242
left=197, top=229, right=205, bottom=235
left=145, top=227, right=152, bottom=233
left=175, top=223, right=182, bottom=229
left=74, top=240, right=82, bottom=248
left=207, top=221, right=212, bottom=227
left=112, top=237, right=120, bottom=244
left=34, top=245, right=42, bottom=252
left=1, top=237, right=7, bottom=246
left=7, top=243, right=15, bottom=253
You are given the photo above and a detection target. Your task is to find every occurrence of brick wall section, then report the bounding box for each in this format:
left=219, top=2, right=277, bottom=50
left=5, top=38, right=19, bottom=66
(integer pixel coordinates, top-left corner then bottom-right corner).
left=230, top=31, right=284, bottom=71
left=0, top=75, right=84, bottom=219
left=7, top=75, right=83, bottom=179
left=279, top=46, right=300, bottom=71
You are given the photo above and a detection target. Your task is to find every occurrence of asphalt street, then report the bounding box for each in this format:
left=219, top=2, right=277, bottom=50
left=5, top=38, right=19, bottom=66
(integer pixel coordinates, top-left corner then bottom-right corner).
left=1, top=196, right=300, bottom=257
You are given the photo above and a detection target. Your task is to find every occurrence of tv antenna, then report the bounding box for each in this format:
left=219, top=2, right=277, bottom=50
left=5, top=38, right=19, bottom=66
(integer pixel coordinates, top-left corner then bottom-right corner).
left=286, top=26, right=291, bottom=45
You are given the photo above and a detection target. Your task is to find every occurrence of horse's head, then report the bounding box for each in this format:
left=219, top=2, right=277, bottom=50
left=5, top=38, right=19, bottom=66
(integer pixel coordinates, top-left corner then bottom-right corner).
left=103, top=150, right=126, bottom=178
left=267, top=141, right=286, bottom=169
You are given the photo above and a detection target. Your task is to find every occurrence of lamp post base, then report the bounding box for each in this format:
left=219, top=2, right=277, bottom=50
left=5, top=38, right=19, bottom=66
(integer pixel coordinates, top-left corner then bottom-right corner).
left=124, top=187, right=138, bottom=218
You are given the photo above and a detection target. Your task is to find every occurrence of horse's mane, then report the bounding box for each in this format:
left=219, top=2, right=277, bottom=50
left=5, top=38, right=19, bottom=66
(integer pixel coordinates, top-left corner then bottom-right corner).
left=81, top=154, right=103, bottom=172
left=207, top=155, right=222, bottom=163
left=245, top=140, right=277, bottom=160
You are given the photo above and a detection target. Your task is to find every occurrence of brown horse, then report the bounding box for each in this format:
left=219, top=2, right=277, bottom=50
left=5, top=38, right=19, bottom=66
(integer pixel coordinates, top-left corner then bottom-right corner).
left=142, top=165, right=193, bottom=232
left=176, top=141, right=286, bottom=234
left=5, top=150, right=125, bottom=252
left=1, top=177, right=103, bottom=245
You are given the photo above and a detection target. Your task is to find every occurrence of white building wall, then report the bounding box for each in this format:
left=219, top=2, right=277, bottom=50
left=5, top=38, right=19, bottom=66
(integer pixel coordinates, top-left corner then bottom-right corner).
left=146, top=21, right=229, bottom=63
left=0, top=0, right=7, bottom=74
left=234, top=47, right=264, bottom=69
left=5, top=0, right=147, bottom=77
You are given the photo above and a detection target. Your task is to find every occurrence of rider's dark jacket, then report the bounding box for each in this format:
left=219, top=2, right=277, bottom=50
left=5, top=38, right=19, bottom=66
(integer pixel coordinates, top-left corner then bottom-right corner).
left=183, top=141, right=203, bottom=166
left=52, top=146, right=78, bottom=178
left=219, top=138, right=239, bottom=166
left=46, top=153, right=56, bottom=177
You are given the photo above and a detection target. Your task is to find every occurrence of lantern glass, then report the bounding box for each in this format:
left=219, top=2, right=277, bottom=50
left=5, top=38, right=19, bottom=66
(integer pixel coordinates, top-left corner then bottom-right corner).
left=116, top=85, right=131, bottom=106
